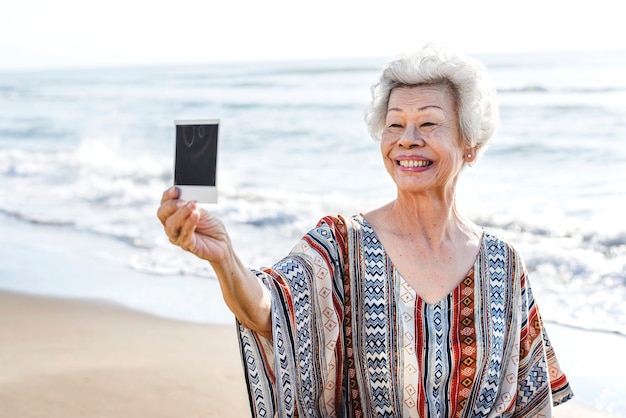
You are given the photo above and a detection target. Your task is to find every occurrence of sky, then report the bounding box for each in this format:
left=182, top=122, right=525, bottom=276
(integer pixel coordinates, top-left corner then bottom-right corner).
left=1, top=0, right=624, bottom=71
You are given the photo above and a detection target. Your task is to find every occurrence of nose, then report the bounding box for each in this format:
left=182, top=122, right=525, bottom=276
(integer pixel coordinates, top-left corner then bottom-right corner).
left=398, top=124, right=425, bottom=148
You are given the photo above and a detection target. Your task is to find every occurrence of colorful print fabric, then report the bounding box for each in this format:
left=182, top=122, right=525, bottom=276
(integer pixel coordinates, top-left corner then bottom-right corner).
left=237, top=215, right=573, bottom=417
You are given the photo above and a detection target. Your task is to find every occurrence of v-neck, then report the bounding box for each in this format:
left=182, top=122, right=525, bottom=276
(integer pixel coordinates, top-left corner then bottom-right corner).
left=396, top=266, right=476, bottom=308
left=354, top=214, right=483, bottom=306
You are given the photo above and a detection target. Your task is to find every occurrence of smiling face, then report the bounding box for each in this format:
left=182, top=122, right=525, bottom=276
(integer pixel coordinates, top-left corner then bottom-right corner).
left=381, top=84, right=474, bottom=197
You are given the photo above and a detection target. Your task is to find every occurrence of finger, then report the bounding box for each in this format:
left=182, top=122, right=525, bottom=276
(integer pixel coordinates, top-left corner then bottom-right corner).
left=163, top=200, right=198, bottom=243
left=160, top=186, right=180, bottom=205
left=177, top=202, right=199, bottom=250
left=156, top=198, right=185, bottom=226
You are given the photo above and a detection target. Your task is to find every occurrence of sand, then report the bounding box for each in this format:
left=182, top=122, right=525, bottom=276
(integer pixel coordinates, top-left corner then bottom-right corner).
left=0, top=291, right=249, bottom=417
left=0, top=290, right=618, bottom=417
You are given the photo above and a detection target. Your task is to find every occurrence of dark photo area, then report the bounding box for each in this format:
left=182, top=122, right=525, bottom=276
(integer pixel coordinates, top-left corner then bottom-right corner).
left=174, top=123, right=218, bottom=186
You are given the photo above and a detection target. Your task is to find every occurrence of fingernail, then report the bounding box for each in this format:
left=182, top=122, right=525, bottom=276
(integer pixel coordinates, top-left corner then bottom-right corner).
left=186, top=200, right=196, bottom=208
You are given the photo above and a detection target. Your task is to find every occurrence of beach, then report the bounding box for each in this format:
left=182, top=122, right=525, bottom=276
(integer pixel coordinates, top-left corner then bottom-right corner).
left=0, top=291, right=250, bottom=417
left=1, top=50, right=625, bottom=417
left=0, top=290, right=620, bottom=418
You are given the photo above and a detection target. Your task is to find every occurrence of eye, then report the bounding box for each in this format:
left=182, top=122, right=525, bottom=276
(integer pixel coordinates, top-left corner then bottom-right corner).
left=421, top=122, right=436, bottom=127
left=385, top=120, right=404, bottom=130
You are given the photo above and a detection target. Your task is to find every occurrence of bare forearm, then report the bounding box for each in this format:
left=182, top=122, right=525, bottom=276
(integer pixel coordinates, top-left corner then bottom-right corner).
left=157, top=189, right=272, bottom=338
left=211, top=253, right=272, bottom=339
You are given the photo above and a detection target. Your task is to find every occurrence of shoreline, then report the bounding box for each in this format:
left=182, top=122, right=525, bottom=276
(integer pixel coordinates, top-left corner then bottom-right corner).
left=0, top=289, right=621, bottom=417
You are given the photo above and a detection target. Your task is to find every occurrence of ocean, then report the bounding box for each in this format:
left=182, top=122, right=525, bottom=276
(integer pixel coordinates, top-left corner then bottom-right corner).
left=1, top=49, right=625, bottom=413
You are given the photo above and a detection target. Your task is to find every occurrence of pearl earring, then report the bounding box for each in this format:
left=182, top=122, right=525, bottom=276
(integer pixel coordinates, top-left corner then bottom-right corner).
left=467, top=153, right=472, bottom=158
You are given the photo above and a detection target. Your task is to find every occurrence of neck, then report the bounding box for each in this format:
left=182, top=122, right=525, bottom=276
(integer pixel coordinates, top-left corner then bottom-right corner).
left=385, top=189, right=475, bottom=249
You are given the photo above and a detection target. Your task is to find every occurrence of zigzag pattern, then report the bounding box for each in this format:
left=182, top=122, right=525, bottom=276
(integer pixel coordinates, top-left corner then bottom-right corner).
left=470, top=234, right=510, bottom=417
left=276, top=256, right=318, bottom=416
left=273, top=295, right=296, bottom=417
left=268, top=272, right=299, bottom=417
left=424, top=301, right=449, bottom=418
left=514, top=328, right=552, bottom=415
left=518, top=361, right=548, bottom=403
left=238, top=323, right=274, bottom=417
left=359, top=222, right=396, bottom=416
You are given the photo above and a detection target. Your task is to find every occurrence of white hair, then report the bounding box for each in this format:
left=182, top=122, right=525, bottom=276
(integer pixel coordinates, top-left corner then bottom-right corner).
left=365, top=44, right=499, bottom=158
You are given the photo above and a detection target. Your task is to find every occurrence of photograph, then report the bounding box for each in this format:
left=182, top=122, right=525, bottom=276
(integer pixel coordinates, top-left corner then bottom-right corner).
left=174, top=119, right=219, bottom=203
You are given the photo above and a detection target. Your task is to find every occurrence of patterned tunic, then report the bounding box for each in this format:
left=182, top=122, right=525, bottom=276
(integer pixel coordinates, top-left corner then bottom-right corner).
left=237, top=215, right=573, bottom=417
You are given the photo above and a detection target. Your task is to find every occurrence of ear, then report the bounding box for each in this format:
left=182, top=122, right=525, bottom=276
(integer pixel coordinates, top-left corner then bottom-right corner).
left=463, top=147, right=478, bottom=163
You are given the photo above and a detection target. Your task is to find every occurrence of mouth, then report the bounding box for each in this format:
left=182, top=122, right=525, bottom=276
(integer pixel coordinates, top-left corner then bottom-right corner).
left=397, top=159, right=433, bottom=168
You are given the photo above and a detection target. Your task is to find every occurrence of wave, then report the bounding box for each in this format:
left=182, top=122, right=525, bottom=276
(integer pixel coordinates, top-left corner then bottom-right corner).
left=0, top=125, right=70, bottom=142
left=545, top=319, right=626, bottom=338
left=475, top=214, right=626, bottom=255
left=499, top=85, right=626, bottom=94
left=96, top=60, right=381, bottom=88
left=0, top=208, right=75, bottom=227
left=221, top=101, right=359, bottom=111
left=254, top=65, right=378, bottom=77
left=2, top=142, right=626, bottom=251
left=208, top=59, right=380, bottom=78
left=2, top=142, right=624, bottom=336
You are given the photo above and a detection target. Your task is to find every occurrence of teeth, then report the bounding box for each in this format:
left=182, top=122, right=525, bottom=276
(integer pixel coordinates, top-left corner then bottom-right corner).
left=399, top=160, right=431, bottom=168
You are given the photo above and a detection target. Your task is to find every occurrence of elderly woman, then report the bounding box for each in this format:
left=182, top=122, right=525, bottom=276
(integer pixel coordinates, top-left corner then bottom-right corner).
left=157, top=44, right=573, bottom=417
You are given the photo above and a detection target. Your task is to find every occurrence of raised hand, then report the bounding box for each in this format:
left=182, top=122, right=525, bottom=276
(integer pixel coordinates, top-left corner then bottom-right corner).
left=156, top=186, right=272, bottom=338
left=156, top=187, right=230, bottom=263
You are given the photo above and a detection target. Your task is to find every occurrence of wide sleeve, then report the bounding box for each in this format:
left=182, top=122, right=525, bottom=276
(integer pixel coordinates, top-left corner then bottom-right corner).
left=514, top=251, right=574, bottom=415
left=236, top=215, right=349, bottom=418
